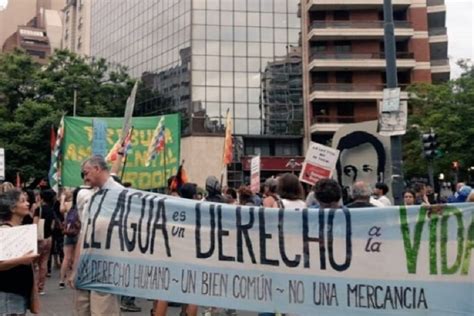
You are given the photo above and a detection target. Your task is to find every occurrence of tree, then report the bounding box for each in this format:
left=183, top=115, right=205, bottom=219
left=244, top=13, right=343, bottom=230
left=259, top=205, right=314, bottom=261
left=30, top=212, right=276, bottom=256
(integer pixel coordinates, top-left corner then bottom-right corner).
left=0, top=49, right=149, bottom=183
left=404, top=61, right=474, bottom=182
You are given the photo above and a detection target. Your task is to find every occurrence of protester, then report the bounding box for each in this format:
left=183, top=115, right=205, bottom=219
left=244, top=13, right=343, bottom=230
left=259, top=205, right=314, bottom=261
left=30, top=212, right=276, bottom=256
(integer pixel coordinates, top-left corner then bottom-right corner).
left=313, top=179, right=343, bottom=208
left=49, top=192, right=65, bottom=276
left=224, top=187, right=237, bottom=204
left=70, top=155, right=123, bottom=316
left=33, top=189, right=56, bottom=295
left=373, top=182, right=392, bottom=206
left=347, top=181, right=374, bottom=208
left=403, top=190, right=416, bottom=206
left=153, top=182, right=199, bottom=316
left=262, top=177, right=280, bottom=208
left=0, top=181, right=15, bottom=193
left=276, top=173, right=306, bottom=208
left=0, top=189, right=39, bottom=315
left=22, top=189, right=36, bottom=225
left=238, top=186, right=255, bottom=206
left=205, top=176, right=226, bottom=203
left=448, top=184, right=472, bottom=203
left=413, top=182, right=430, bottom=205
left=59, top=188, right=81, bottom=289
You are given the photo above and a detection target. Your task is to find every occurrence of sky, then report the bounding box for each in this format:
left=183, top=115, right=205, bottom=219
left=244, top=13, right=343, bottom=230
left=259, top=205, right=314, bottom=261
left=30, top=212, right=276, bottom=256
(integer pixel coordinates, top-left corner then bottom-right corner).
left=0, top=0, right=472, bottom=77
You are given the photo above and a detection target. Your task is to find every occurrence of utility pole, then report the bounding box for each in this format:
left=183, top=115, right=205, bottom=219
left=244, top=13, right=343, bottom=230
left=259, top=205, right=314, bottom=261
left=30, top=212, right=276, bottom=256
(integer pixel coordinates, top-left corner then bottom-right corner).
left=73, top=88, right=77, bottom=117
left=383, top=0, right=404, bottom=205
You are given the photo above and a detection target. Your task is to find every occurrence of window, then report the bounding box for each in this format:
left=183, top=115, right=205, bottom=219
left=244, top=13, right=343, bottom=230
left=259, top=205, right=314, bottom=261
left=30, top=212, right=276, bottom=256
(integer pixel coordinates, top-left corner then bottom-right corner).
left=335, top=41, right=351, bottom=53
left=335, top=72, right=352, bottom=84
left=333, top=11, right=350, bottom=21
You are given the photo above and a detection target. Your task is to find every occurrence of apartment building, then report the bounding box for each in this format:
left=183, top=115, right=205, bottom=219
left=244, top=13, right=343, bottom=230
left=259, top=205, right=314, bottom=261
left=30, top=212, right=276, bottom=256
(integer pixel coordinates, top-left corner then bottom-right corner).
left=300, top=0, right=449, bottom=144
left=62, top=0, right=91, bottom=56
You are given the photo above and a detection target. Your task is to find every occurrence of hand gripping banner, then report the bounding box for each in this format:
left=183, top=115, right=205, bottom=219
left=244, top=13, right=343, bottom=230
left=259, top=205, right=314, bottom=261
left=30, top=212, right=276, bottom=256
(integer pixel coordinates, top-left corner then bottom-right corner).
left=76, top=188, right=473, bottom=315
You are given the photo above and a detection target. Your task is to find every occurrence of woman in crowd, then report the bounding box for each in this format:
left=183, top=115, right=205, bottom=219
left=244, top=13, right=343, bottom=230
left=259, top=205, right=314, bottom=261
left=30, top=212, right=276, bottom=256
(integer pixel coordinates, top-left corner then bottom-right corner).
left=238, top=186, right=255, bottom=206
left=277, top=173, right=306, bottom=209
left=262, top=177, right=280, bottom=208
left=59, top=188, right=80, bottom=289
left=0, top=190, right=39, bottom=315
left=403, top=190, right=416, bottom=206
left=0, top=182, right=15, bottom=193
left=33, top=189, right=56, bottom=295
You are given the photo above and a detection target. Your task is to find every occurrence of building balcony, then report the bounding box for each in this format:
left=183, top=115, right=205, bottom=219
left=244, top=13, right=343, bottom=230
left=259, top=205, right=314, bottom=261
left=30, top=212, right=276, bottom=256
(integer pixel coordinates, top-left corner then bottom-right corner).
left=307, top=0, right=411, bottom=11
left=308, top=21, right=413, bottom=41
left=309, top=52, right=415, bottom=71
left=310, top=114, right=378, bottom=133
left=429, top=28, right=448, bottom=44
left=310, top=83, right=409, bottom=101
left=431, top=59, right=450, bottom=82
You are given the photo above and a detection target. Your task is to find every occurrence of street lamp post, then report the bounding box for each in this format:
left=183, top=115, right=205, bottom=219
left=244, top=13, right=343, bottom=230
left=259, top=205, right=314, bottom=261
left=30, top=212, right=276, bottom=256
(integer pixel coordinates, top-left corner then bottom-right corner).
left=383, top=0, right=404, bottom=205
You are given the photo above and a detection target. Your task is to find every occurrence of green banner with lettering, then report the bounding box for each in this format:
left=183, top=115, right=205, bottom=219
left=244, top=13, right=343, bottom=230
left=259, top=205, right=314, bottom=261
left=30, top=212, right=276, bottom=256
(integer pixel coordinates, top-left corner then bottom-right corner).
left=62, top=114, right=180, bottom=190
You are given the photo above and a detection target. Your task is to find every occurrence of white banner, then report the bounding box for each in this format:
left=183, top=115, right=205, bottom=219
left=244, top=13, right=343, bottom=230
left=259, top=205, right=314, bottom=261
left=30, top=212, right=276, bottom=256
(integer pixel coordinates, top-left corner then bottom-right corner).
left=75, top=189, right=473, bottom=315
left=0, top=224, right=37, bottom=261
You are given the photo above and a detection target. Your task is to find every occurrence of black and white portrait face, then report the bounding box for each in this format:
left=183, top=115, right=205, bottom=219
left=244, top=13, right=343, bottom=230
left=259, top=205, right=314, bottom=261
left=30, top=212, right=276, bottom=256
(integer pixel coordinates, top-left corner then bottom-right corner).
left=340, top=143, right=379, bottom=191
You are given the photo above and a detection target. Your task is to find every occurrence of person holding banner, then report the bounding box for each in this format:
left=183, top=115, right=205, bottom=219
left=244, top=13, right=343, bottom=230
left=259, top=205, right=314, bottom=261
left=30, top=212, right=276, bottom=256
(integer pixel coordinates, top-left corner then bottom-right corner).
left=0, top=190, right=39, bottom=315
left=71, top=155, right=123, bottom=316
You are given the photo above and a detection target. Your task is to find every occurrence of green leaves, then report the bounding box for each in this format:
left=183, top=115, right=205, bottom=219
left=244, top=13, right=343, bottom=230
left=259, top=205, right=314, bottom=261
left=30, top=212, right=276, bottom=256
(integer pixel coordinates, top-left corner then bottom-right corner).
left=0, top=49, right=137, bottom=183
left=404, top=61, right=474, bottom=181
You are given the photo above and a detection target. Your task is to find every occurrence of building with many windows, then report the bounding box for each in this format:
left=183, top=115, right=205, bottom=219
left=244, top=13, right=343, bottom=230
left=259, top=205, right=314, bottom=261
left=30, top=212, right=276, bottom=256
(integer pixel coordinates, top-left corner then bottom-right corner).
left=300, top=0, right=449, bottom=145
left=90, top=0, right=304, bottom=187
left=62, top=0, right=92, bottom=56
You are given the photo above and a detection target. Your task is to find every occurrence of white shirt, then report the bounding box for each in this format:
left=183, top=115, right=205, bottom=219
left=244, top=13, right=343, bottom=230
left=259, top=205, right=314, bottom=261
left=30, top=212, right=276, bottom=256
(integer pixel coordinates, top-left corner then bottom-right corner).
left=377, top=195, right=392, bottom=206
left=281, top=199, right=307, bottom=209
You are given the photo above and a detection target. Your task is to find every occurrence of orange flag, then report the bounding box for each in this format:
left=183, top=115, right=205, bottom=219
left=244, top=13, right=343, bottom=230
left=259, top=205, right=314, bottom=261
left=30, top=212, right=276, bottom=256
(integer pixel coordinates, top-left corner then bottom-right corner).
left=222, top=110, right=233, bottom=165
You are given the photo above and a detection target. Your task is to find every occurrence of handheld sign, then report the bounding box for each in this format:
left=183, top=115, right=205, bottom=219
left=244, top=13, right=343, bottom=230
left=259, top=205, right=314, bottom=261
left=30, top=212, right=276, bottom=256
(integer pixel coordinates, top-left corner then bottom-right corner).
left=250, top=155, right=260, bottom=193
left=299, top=142, right=339, bottom=186
left=0, top=224, right=37, bottom=261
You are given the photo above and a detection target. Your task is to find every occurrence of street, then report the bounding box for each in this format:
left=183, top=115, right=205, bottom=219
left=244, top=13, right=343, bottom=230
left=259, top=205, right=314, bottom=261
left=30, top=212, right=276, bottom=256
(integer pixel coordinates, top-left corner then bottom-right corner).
left=34, top=269, right=257, bottom=316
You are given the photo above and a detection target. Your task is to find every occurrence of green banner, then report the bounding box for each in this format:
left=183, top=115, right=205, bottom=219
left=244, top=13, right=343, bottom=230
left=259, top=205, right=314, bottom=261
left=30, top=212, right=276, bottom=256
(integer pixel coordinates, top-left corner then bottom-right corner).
left=62, top=114, right=180, bottom=190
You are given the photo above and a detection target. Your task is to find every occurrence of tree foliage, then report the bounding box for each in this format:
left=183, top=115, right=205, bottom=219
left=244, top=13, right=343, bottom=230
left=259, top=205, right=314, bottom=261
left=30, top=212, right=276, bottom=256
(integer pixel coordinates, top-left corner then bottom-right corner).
left=403, top=61, right=474, bottom=182
left=0, top=49, right=146, bottom=183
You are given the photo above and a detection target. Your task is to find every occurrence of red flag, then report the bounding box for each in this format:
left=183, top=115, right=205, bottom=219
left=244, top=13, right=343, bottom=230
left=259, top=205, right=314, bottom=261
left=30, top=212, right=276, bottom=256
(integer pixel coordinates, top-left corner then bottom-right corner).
left=222, top=110, right=233, bottom=165
left=170, top=163, right=188, bottom=192
left=50, top=125, right=56, bottom=153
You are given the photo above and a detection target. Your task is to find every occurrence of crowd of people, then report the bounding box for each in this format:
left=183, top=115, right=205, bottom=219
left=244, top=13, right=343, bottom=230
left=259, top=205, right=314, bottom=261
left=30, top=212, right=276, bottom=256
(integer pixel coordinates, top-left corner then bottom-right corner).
left=0, top=154, right=473, bottom=316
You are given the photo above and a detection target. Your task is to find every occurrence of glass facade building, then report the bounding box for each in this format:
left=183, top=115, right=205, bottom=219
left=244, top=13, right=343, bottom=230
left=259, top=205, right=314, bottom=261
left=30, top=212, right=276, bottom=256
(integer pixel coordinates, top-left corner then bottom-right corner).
left=90, top=0, right=302, bottom=137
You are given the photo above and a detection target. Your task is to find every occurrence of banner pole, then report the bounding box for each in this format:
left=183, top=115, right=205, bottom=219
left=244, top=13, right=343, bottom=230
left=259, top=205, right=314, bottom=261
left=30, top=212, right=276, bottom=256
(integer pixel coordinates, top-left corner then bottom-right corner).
left=163, top=125, right=167, bottom=191
left=120, top=126, right=134, bottom=182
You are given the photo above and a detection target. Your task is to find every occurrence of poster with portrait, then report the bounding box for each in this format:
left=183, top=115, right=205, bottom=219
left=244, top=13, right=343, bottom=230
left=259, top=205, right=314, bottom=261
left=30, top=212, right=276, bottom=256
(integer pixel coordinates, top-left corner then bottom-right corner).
left=378, top=101, right=408, bottom=136
left=332, top=121, right=392, bottom=200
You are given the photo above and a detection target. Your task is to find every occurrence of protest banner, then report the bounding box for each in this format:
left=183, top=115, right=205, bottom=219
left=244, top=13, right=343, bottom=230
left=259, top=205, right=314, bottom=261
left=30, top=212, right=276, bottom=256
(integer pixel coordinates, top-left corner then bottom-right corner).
left=0, top=224, right=37, bottom=261
left=76, top=188, right=473, bottom=315
left=62, top=115, right=180, bottom=190
left=250, top=156, right=260, bottom=193
left=299, top=142, right=339, bottom=186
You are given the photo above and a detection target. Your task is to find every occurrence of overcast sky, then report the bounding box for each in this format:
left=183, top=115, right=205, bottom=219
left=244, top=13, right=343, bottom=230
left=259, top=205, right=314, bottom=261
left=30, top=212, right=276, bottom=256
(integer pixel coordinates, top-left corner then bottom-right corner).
left=0, top=0, right=472, bottom=77
left=446, top=0, right=474, bottom=77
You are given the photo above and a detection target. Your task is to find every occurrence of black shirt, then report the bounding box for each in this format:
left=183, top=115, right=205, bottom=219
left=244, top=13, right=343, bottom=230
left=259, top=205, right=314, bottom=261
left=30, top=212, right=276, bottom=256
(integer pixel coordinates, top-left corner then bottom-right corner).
left=34, top=204, right=54, bottom=239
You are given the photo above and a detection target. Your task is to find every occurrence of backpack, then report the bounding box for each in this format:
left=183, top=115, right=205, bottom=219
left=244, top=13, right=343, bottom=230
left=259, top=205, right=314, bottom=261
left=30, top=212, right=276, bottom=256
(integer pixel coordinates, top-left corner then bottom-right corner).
left=63, top=206, right=81, bottom=237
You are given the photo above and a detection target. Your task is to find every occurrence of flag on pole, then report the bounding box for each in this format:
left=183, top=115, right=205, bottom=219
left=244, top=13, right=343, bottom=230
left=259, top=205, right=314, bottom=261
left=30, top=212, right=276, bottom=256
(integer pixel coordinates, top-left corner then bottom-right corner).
left=49, top=116, right=65, bottom=193
left=105, top=128, right=133, bottom=162
left=145, top=116, right=166, bottom=167
left=170, top=161, right=188, bottom=192
left=222, top=110, right=233, bottom=165
left=50, top=125, right=56, bottom=153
